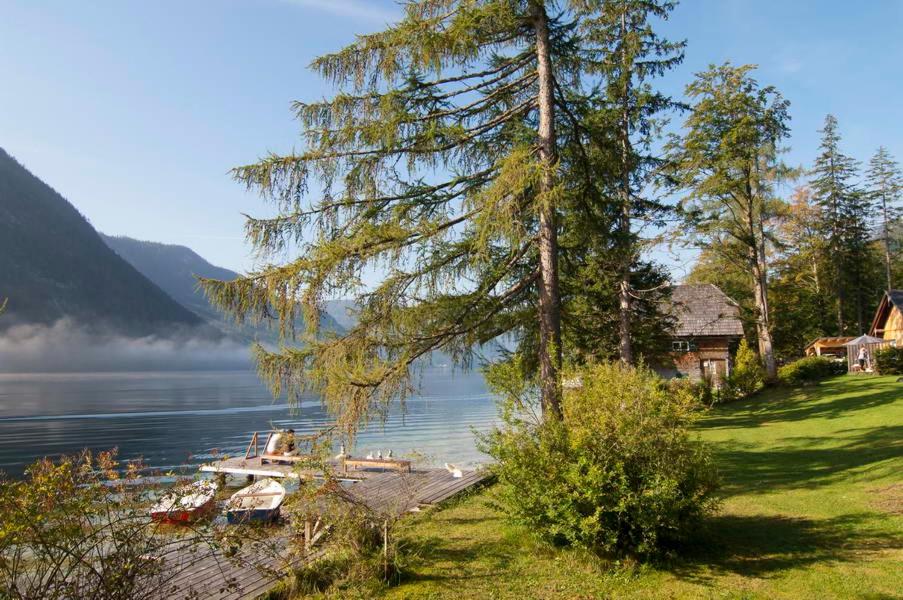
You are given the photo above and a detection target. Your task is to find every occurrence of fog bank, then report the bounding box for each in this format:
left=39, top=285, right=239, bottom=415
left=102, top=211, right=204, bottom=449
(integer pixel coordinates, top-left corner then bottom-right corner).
left=0, top=319, right=253, bottom=372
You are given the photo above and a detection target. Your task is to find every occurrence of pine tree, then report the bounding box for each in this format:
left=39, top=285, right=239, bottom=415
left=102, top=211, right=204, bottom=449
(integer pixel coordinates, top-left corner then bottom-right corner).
left=666, top=64, right=790, bottom=382
left=866, top=147, right=902, bottom=291
left=200, top=1, right=655, bottom=431
left=577, top=0, right=684, bottom=365
left=809, top=114, right=869, bottom=333
left=773, top=186, right=831, bottom=342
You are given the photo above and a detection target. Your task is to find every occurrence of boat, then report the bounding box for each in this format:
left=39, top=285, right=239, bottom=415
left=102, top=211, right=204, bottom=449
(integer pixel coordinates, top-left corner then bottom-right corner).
left=225, top=478, right=286, bottom=524
left=150, top=479, right=218, bottom=524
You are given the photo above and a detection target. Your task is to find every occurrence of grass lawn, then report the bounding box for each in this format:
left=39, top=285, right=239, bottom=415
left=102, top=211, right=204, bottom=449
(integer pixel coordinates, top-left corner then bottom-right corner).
left=366, top=375, right=902, bottom=599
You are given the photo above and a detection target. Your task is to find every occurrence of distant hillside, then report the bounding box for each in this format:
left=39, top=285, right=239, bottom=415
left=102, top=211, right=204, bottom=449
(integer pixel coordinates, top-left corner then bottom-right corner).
left=0, top=148, right=203, bottom=335
left=101, top=235, right=343, bottom=341
left=323, top=299, right=359, bottom=330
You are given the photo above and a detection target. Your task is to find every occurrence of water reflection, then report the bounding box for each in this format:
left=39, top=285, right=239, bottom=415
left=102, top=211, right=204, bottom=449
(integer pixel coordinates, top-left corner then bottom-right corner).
left=0, top=368, right=497, bottom=477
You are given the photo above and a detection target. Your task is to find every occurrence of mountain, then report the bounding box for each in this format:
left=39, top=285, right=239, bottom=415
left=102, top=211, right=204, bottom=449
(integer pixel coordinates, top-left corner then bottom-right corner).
left=323, top=299, right=359, bottom=331
left=0, top=148, right=203, bottom=335
left=101, top=235, right=343, bottom=341
left=99, top=235, right=237, bottom=325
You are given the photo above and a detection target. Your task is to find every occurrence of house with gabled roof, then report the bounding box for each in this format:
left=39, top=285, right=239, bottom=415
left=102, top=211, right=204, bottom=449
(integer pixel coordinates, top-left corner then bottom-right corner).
left=868, top=289, right=903, bottom=345
left=658, top=284, right=745, bottom=383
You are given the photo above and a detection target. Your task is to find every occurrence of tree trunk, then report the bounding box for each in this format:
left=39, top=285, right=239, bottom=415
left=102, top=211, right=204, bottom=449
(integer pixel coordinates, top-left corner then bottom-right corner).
left=830, top=186, right=846, bottom=335
left=618, top=278, right=633, bottom=364
left=753, top=246, right=777, bottom=382
left=812, top=257, right=828, bottom=335
left=754, top=269, right=777, bottom=382
left=617, top=9, right=634, bottom=366
left=882, top=194, right=893, bottom=290
left=746, top=174, right=776, bottom=382
left=836, top=287, right=845, bottom=335
left=532, top=2, right=562, bottom=418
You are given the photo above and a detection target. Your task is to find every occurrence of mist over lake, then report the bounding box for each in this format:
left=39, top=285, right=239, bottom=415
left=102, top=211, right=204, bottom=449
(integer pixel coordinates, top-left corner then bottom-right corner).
left=0, top=367, right=496, bottom=478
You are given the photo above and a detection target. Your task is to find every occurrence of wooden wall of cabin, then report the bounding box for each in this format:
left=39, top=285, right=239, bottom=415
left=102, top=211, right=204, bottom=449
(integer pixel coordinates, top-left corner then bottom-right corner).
left=880, top=307, right=903, bottom=344
left=669, top=337, right=734, bottom=383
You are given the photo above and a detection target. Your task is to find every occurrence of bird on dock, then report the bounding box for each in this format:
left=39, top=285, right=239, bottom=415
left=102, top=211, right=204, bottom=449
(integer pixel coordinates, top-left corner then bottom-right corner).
left=377, top=450, right=383, bottom=459
left=334, top=443, right=349, bottom=460
left=365, top=451, right=374, bottom=460
left=386, top=449, right=393, bottom=458
left=445, top=463, right=463, bottom=478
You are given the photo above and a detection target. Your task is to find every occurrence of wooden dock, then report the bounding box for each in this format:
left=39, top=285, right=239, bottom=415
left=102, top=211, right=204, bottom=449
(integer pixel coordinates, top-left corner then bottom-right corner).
left=156, top=466, right=488, bottom=599
left=199, top=455, right=323, bottom=480
left=199, top=455, right=411, bottom=481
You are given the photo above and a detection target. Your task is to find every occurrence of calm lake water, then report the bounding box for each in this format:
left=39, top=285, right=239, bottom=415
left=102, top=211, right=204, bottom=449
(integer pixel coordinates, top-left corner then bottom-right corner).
left=0, top=368, right=497, bottom=478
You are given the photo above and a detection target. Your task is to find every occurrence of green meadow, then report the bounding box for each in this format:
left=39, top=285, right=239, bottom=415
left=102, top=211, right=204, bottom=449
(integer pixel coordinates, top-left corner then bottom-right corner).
left=366, top=376, right=903, bottom=599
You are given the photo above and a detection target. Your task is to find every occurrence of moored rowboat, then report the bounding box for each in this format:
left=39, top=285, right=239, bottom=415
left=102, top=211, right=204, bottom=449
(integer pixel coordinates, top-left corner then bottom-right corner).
left=150, top=479, right=218, bottom=524
left=226, top=478, right=285, bottom=524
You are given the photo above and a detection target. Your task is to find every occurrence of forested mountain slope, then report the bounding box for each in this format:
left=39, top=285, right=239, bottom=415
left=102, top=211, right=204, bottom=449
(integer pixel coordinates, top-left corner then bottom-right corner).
left=0, top=148, right=203, bottom=336
left=102, top=234, right=343, bottom=341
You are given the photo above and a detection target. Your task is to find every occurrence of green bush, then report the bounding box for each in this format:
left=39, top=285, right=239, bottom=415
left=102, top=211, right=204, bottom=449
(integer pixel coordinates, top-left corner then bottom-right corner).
left=873, top=346, right=903, bottom=375
left=480, top=360, right=720, bottom=557
left=721, top=339, right=765, bottom=401
left=778, top=356, right=846, bottom=385
left=668, top=376, right=715, bottom=406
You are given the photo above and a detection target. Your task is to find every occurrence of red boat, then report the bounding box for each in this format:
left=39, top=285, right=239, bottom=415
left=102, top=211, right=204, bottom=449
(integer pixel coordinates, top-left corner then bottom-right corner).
left=150, top=480, right=218, bottom=524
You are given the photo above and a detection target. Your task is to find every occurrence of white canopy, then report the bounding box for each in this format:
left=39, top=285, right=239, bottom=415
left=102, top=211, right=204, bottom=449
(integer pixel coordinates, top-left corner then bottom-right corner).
left=843, top=335, right=886, bottom=346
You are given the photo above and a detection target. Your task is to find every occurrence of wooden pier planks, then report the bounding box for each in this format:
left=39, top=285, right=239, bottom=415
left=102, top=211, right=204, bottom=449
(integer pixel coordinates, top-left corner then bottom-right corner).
left=165, top=542, right=320, bottom=600
left=350, top=468, right=489, bottom=514
left=154, top=467, right=488, bottom=599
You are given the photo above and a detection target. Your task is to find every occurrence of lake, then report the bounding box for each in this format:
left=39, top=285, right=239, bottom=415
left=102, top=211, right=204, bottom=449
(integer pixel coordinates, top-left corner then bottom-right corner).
left=0, top=368, right=497, bottom=478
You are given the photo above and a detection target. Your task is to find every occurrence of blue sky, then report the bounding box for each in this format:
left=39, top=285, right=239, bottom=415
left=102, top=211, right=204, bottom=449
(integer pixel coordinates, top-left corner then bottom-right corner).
left=1, top=0, right=901, bottom=277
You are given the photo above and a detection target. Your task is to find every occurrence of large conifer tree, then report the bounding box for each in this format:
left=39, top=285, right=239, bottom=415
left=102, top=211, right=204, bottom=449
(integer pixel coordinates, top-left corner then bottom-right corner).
left=770, top=186, right=831, bottom=355
left=666, top=64, right=790, bottom=381
left=810, top=115, right=873, bottom=333
left=201, top=1, right=654, bottom=431
left=866, top=147, right=902, bottom=291
left=579, top=0, right=684, bottom=364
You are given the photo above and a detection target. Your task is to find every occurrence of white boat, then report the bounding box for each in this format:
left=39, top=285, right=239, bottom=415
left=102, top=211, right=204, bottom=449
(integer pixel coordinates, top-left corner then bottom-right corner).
left=150, top=479, right=218, bottom=523
left=226, top=478, right=286, bottom=524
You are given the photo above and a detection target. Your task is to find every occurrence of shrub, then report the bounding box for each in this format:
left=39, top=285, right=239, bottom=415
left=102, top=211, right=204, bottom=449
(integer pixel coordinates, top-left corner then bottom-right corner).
left=874, top=346, right=903, bottom=375
left=273, top=466, right=409, bottom=597
left=724, top=339, right=765, bottom=399
left=481, top=360, right=720, bottom=557
left=716, top=339, right=764, bottom=403
left=0, top=451, right=238, bottom=600
left=778, top=356, right=846, bottom=385
left=667, top=376, right=715, bottom=406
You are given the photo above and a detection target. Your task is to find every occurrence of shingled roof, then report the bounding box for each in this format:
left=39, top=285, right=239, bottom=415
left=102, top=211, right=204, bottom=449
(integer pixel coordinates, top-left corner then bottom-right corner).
left=667, top=284, right=744, bottom=338
left=888, top=290, right=903, bottom=311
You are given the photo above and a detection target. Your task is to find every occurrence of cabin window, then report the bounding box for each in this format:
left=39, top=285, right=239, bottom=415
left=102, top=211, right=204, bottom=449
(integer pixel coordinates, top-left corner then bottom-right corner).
left=672, top=340, right=691, bottom=352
